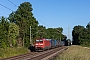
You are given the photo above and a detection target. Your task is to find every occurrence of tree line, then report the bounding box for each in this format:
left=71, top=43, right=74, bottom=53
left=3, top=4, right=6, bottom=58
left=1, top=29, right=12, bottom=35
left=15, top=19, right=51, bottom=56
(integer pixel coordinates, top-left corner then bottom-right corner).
left=72, top=22, right=90, bottom=47
left=0, top=2, right=67, bottom=48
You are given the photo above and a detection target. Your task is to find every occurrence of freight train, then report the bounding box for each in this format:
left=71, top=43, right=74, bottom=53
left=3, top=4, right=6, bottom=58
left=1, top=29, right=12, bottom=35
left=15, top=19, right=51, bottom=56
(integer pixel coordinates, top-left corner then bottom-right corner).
left=34, top=38, right=65, bottom=51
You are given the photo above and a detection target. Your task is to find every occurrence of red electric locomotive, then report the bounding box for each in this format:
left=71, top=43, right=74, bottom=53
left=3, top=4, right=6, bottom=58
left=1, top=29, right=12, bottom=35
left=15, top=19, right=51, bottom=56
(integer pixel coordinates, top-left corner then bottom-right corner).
left=35, top=38, right=51, bottom=51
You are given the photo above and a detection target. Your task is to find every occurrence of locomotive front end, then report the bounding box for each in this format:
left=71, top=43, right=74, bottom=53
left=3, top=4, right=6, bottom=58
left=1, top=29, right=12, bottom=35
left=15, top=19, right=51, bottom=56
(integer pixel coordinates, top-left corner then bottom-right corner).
left=35, top=39, right=44, bottom=51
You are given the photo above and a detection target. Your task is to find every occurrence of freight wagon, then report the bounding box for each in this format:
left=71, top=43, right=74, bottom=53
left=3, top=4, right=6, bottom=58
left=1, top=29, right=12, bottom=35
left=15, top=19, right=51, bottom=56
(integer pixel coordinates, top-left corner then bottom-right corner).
left=51, top=40, right=57, bottom=48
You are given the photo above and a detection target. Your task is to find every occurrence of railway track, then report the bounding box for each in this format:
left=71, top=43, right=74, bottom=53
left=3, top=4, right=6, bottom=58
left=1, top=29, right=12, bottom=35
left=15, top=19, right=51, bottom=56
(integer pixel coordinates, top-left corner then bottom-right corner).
left=1, top=52, right=40, bottom=60
left=1, top=46, right=68, bottom=60
left=30, top=46, right=67, bottom=60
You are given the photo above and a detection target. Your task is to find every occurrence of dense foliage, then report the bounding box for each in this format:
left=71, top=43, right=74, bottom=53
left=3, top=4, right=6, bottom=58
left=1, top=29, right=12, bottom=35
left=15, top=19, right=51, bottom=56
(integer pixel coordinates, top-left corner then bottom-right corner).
left=0, top=16, right=9, bottom=48
left=0, top=2, right=66, bottom=48
left=72, top=22, right=90, bottom=47
left=8, top=23, right=19, bottom=47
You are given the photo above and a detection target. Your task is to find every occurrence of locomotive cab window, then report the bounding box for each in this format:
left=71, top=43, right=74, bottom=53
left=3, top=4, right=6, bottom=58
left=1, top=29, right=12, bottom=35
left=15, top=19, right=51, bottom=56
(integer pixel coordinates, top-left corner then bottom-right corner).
left=40, top=40, right=43, bottom=42
left=36, top=40, right=43, bottom=43
left=36, top=40, right=39, bottom=42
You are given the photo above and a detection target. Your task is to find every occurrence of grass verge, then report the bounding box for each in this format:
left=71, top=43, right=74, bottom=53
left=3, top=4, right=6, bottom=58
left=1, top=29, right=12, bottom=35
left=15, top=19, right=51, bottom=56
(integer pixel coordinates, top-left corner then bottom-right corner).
left=0, top=47, right=29, bottom=59
left=54, top=45, right=90, bottom=60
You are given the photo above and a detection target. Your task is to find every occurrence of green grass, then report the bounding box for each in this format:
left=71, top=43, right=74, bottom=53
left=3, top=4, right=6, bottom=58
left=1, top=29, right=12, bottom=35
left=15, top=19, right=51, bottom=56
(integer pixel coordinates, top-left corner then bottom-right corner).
left=54, top=45, right=90, bottom=60
left=0, top=47, right=29, bottom=59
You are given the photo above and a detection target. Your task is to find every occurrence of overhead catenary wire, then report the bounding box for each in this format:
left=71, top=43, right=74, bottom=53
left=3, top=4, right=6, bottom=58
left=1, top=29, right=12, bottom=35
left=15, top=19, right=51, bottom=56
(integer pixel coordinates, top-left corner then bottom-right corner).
left=6, top=0, right=66, bottom=40
left=7, top=0, right=48, bottom=36
left=8, top=0, right=17, bottom=7
left=39, top=19, right=71, bottom=41
left=39, top=20, right=63, bottom=33
left=1, top=0, right=62, bottom=35
left=0, top=3, right=13, bottom=11
left=7, top=0, right=48, bottom=44
left=39, top=20, right=62, bottom=32
left=0, top=0, right=46, bottom=46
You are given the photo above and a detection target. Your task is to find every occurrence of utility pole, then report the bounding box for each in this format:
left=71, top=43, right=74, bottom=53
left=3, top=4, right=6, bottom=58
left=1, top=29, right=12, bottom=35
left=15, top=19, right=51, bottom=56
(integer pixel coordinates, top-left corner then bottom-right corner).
left=60, top=34, right=61, bottom=41
left=30, top=26, right=32, bottom=45
left=68, top=26, right=70, bottom=46
left=60, top=30, right=61, bottom=42
left=68, top=26, right=70, bottom=39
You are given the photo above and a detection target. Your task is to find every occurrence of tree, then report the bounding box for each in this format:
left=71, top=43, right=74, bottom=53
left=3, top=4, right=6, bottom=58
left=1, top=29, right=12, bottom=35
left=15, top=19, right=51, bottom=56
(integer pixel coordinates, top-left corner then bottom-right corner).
left=45, top=27, right=64, bottom=40
left=86, top=22, right=90, bottom=29
left=72, top=25, right=85, bottom=45
left=8, top=23, right=19, bottom=47
left=72, top=24, right=90, bottom=47
left=37, top=25, right=46, bottom=38
left=55, top=27, right=63, bottom=40
left=0, top=16, right=9, bottom=48
left=8, top=2, right=38, bottom=47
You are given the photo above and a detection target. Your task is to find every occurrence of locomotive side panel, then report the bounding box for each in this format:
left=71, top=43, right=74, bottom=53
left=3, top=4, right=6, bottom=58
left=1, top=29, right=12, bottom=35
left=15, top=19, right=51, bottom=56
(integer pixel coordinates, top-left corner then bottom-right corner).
left=44, top=39, right=51, bottom=50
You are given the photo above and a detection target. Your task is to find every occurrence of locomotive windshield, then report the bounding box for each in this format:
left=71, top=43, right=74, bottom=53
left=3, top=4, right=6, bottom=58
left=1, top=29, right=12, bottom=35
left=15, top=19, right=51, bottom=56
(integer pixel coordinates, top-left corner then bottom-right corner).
left=36, top=40, right=43, bottom=43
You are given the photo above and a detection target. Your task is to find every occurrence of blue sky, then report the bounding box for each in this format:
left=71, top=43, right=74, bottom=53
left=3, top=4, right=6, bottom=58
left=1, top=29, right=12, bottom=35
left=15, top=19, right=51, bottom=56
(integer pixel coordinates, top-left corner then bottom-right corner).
left=0, top=0, right=90, bottom=40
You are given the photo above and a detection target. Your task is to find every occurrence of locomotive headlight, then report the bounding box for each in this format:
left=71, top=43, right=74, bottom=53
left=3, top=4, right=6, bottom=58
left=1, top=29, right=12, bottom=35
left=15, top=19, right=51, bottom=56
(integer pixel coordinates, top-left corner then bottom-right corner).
left=35, top=44, right=38, bottom=45
left=40, top=44, right=43, bottom=45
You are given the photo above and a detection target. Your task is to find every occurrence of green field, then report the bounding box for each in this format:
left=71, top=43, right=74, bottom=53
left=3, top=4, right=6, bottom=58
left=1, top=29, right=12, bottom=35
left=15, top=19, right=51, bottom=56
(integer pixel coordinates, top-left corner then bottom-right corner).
left=54, top=45, right=90, bottom=60
left=0, top=47, right=29, bottom=59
